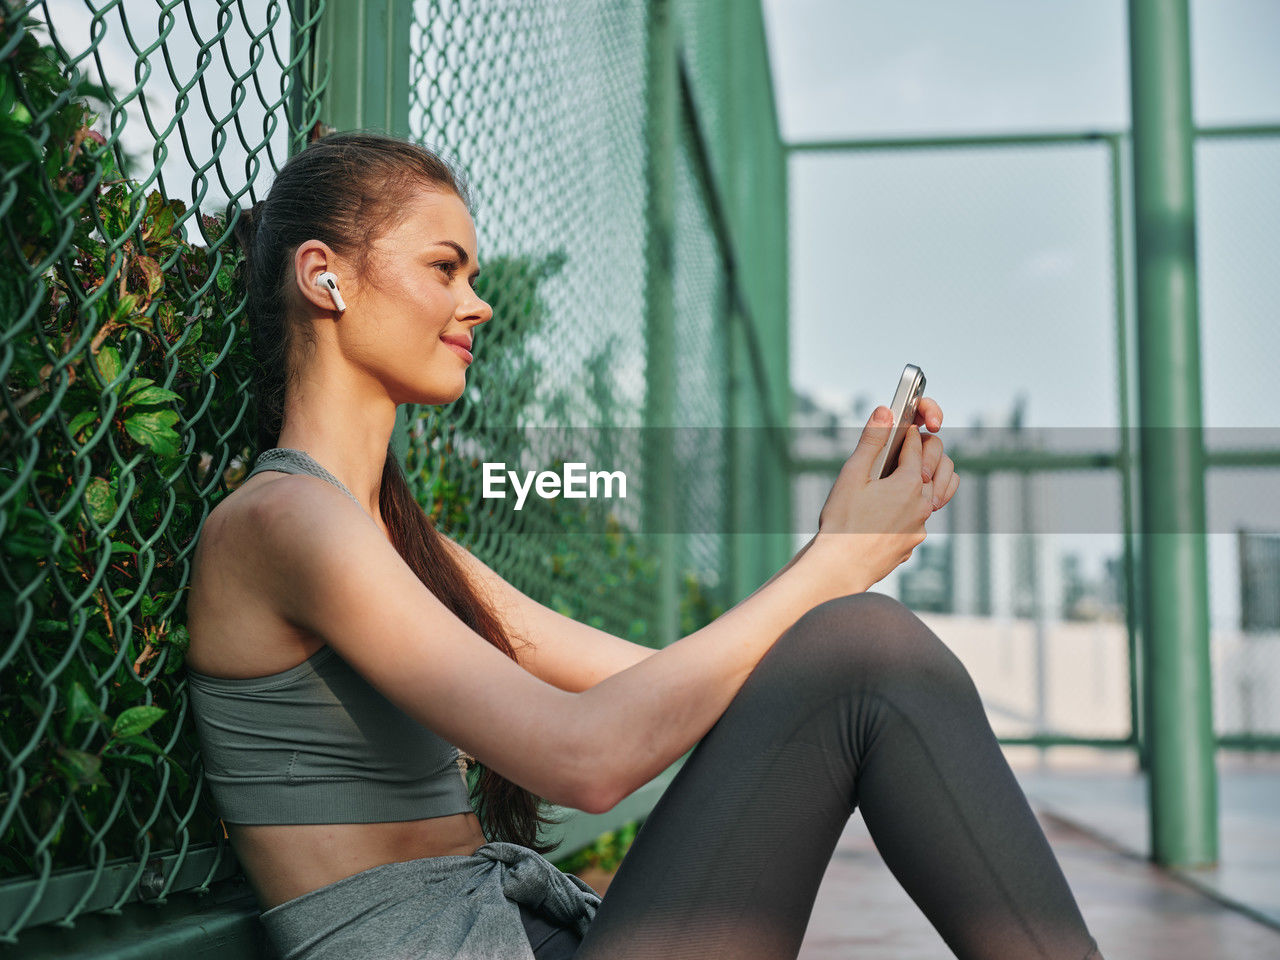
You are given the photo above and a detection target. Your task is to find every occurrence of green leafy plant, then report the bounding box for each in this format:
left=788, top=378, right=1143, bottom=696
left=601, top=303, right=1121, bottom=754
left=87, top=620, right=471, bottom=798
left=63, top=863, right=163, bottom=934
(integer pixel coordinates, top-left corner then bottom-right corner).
left=553, top=819, right=641, bottom=877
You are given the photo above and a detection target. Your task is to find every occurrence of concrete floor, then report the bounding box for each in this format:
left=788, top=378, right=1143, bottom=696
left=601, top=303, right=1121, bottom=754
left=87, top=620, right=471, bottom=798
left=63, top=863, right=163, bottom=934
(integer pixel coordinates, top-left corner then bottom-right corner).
left=1012, top=748, right=1280, bottom=931
left=797, top=748, right=1280, bottom=959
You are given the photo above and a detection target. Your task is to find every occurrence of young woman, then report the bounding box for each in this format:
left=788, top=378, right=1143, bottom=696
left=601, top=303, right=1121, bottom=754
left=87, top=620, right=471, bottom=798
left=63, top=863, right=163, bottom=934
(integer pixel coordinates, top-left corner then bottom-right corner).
left=184, top=131, right=1103, bottom=960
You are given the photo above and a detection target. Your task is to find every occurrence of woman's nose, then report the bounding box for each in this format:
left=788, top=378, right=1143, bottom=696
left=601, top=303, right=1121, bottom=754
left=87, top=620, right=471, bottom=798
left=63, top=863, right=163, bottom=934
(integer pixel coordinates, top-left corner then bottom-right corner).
left=465, top=293, right=493, bottom=326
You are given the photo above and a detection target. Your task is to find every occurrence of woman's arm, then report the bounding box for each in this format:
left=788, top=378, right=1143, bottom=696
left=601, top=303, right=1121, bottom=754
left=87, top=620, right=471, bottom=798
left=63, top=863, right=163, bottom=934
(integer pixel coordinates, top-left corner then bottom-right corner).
left=572, top=549, right=844, bottom=810
left=439, top=536, right=658, bottom=692
left=727, top=534, right=816, bottom=609
left=577, top=401, right=959, bottom=809
left=437, top=403, right=952, bottom=694
left=240, top=475, right=845, bottom=815
left=443, top=534, right=835, bottom=692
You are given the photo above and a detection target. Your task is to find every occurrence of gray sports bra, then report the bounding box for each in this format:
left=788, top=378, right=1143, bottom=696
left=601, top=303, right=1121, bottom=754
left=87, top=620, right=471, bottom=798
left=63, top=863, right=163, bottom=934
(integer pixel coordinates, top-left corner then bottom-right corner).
left=184, top=447, right=475, bottom=825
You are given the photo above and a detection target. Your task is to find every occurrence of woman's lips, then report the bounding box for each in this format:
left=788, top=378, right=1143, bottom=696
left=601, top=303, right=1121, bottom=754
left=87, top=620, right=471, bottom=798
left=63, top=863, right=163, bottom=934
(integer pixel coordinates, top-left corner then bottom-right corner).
left=442, top=338, right=473, bottom=363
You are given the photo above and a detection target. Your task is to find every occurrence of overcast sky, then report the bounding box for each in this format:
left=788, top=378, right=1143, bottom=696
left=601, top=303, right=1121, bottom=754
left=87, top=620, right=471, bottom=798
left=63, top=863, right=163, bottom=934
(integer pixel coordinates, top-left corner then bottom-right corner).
left=764, top=0, right=1279, bottom=428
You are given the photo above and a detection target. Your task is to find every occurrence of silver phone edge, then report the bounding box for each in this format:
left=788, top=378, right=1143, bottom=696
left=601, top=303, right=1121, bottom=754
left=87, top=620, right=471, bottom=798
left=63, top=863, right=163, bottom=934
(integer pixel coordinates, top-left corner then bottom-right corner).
left=870, top=366, right=925, bottom=479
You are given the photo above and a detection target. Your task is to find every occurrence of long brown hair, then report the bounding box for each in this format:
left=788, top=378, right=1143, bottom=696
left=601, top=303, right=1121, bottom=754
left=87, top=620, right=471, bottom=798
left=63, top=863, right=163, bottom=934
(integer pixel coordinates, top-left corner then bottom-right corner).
left=229, top=130, right=561, bottom=853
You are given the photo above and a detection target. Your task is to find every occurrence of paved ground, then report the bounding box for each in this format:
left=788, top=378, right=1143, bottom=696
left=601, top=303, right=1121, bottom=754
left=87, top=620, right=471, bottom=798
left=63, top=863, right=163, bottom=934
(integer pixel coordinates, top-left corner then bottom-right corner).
left=1012, top=748, right=1280, bottom=931
left=797, top=804, right=1280, bottom=959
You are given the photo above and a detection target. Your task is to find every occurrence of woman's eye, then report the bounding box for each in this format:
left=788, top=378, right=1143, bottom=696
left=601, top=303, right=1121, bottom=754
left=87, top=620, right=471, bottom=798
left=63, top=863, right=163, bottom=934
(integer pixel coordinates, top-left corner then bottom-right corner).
left=434, top=261, right=458, bottom=276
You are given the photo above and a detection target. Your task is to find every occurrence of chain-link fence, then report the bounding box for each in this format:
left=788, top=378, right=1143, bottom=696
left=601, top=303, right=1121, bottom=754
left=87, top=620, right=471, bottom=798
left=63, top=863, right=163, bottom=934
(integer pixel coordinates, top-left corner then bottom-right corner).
left=0, top=0, right=789, bottom=943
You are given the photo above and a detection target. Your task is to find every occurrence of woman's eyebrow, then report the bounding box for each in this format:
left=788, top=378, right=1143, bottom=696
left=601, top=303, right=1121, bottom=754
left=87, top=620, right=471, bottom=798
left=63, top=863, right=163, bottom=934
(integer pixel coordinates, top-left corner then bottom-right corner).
left=429, top=240, right=477, bottom=270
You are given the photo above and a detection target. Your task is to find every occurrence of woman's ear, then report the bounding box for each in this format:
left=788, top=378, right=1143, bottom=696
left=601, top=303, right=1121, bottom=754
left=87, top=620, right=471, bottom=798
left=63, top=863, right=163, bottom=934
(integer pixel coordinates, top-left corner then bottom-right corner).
left=294, top=240, right=348, bottom=314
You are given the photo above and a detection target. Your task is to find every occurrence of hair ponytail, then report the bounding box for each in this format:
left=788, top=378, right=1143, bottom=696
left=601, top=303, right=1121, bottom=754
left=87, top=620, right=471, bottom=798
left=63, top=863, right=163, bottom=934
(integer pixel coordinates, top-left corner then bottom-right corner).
left=228, top=132, right=561, bottom=852
left=379, top=450, right=564, bottom=851
left=231, top=199, right=291, bottom=454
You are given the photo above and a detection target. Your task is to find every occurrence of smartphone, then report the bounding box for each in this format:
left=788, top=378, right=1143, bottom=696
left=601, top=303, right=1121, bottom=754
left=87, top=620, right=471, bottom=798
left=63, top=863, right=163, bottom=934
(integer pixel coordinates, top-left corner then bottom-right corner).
left=869, top=364, right=927, bottom=480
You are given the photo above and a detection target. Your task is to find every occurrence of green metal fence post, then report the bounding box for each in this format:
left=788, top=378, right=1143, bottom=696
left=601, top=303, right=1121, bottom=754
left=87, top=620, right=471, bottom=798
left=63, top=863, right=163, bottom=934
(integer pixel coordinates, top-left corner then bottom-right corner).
left=728, top=1, right=791, bottom=586
left=1108, top=133, right=1148, bottom=771
left=721, top=0, right=741, bottom=601
left=314, top=0, right=414, bottom=463
left=643, top=0, right=679, bottom=647
left=1127, top=0, right=1217, bottom=867
left=287, top=1, right=321, bottom=158
left=721, top=0, right=759, bottom=600
left=314, top=0, right=412, bottom=137
left=751, top=5, right=792, bottom=579
left=770, top=117, right=792, bottom=581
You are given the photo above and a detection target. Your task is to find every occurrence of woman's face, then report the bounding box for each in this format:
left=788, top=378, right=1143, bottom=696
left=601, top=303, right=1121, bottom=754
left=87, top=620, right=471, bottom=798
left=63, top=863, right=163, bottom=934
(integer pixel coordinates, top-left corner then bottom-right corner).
left=338, top=186, right=492, bottom=406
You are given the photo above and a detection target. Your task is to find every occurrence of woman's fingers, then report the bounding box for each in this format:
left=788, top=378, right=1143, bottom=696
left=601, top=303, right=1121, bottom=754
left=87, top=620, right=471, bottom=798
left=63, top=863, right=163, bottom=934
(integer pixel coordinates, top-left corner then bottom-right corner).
left=899, top=429, right=935, bottom=512
left=849, top=405, right=895, bottom=483
left=897, top=421, right=924, bottom=479
left=941, top=470, right=959, bottom=509
left=915, top=396, right=943, bottom=432
left=930, top=454, right=955, bottom=510
left=920, top=432, right=945, bottom=483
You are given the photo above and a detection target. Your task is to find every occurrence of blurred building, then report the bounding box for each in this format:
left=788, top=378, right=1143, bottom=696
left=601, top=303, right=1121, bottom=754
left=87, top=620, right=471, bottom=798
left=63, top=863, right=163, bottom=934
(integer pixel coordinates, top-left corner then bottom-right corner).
left=942, top=400, right=1065, bottom=621
left=793, top=389, right=1076, bottom=620
left=899, top=539, right=954, bottom=612
left=1239, top=530, right=1280, bottom=632
left=1061, top=552, right=1126, bottom=622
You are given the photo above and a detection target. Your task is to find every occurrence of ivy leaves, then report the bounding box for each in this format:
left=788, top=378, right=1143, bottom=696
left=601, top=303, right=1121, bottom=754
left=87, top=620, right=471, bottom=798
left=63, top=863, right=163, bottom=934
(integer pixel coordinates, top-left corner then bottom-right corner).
left=83, top=477, right=115, bottom=524
left=111, top=705, right=167, bottom=739
left=70, top=347, right=185, bottom=456
left=122, top=377, right=182, bottom=458
left=53, top=686, right=173, bottom=794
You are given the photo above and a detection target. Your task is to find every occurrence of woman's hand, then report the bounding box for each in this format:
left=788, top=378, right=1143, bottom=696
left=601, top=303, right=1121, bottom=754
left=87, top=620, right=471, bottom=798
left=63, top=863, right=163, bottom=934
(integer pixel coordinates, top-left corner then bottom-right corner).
left=803, top=400, right=959, bottom=597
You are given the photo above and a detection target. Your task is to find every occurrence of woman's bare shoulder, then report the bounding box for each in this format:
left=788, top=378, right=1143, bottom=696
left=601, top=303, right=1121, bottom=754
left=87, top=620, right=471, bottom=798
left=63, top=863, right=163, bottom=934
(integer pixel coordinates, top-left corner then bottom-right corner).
left=194, top=472, right=325, bottom=573
left=192, top=470, right=390, bottom=633
left=185, top=473, right=343, bottom=677
left=203, top=471, right=359, bottom=544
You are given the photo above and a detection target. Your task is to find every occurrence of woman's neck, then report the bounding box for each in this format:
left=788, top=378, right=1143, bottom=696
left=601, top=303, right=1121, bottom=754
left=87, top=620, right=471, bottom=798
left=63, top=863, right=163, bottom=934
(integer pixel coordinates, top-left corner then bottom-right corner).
left=275, top=375, right=398, bottom=522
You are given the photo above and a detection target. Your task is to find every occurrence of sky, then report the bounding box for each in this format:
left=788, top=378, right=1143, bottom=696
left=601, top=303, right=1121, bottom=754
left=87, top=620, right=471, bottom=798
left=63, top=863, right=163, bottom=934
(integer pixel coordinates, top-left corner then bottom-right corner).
left=763, top=0, right=1279, bottom=427
left=761, top=0, right=1280, bottom=627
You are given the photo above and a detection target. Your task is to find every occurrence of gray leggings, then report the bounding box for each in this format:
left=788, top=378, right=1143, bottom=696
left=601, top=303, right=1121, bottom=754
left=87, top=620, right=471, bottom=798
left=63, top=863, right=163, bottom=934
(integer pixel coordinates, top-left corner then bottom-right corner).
left=529, top=592, right=1103, bottom=960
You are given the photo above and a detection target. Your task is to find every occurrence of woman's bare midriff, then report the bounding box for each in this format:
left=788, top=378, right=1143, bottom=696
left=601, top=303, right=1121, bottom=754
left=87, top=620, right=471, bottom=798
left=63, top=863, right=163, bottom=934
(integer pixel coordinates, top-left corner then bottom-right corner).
left=187, top=474, right=487, bottom=912
left=227, top=814, right=489, bottom=911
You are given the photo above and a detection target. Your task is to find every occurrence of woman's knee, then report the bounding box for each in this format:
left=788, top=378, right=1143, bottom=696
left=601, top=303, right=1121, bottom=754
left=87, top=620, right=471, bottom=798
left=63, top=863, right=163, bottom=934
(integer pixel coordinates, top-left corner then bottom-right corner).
left=769, top=591, right=975, bottom=699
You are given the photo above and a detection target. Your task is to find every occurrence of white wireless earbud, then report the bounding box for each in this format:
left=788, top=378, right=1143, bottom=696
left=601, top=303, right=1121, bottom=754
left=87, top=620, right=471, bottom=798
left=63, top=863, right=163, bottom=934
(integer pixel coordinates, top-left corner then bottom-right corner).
left=316, top=271, right=347, bottom=313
